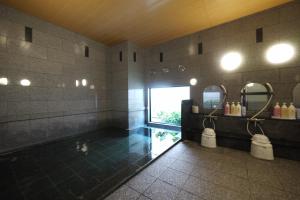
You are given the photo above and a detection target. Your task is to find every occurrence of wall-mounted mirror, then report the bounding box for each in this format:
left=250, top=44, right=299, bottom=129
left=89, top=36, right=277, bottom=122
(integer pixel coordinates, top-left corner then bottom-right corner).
left=241, top=83, right=269, bottom=111
left=293, top=83, right=300, bottom=108
left=203, top=85, right=225, bottom=109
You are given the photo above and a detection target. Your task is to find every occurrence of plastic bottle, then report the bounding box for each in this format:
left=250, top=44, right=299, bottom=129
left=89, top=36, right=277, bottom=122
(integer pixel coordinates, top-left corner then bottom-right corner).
left=288, top=103, right=296, bottom=120
left=236, top=102, right=241, bottom=116
left=241, top=95, right=247, bottom=117
left=281, top=102, right=288, bottom=119
left=273, top=102, right=281, bottom=118
left=192, top=105, right=199, bottom=113
left=224, top=102, right=230, bottom=115
left=230, top=102, right=235, bottom=115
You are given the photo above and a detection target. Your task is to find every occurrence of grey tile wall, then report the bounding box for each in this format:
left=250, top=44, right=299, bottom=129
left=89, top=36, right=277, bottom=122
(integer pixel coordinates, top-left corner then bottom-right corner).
left=0, top=4, right=111, bottom=153
left=108, top=42, right=145, bottom=130
left=144, top=2, right=300, bottom=112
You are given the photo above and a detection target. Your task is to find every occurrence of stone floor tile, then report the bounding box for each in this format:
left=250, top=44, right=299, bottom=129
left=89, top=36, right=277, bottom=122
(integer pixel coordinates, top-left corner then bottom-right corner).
left=105, top=185, right=140, bottom=200
left=175, top=190, right=204, bottom=200
left=127, top=173, right=156, bottom=193
left=144, top=179, right=180, bottom=200
left=182, top=176, right=212, bottom=200
left=210, top=184, right=251, bottom=200
left=169, top=159, right=195, bottom=174
left=159, top=168, right=189, bottom=188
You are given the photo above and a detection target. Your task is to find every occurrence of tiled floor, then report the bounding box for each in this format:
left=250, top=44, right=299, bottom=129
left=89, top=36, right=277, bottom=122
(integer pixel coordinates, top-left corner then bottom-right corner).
left=105, top=141, right=300, bottom=200
left=0, top=127, right=181, bottom=200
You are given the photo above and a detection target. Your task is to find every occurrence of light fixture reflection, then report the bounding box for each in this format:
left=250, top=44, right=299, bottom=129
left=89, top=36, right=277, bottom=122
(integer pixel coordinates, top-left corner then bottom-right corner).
left=0, top=77, right=8, bottom=85
left=90, top=85, right=95, bottom=89
left=190, top=78, right=197, bottom=86
left=20, top=79, right=31, bottom=86
left=82, top=79, right=87, bottom=86
left=246, top=83, right=254, bottom=87
left=266, top=43, right=295, bottom=64
left=221, top=52, right=242, bottom=71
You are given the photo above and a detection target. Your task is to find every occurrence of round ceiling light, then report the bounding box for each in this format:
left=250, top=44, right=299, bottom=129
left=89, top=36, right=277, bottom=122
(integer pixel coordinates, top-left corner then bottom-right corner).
left=220, top=52, right=242, bottom=71
left=266, top=43, right=295, bottom=64
left=190, top=78, right=197, bottom=86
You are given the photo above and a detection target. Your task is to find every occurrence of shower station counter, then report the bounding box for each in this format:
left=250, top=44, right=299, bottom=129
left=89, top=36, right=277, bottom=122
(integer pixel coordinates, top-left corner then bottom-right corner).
left=181, top=100, right=300, bottom=161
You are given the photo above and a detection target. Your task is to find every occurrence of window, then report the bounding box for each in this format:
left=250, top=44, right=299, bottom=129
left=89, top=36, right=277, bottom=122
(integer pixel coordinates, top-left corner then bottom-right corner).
left=149, top=86, right=190, bottom=126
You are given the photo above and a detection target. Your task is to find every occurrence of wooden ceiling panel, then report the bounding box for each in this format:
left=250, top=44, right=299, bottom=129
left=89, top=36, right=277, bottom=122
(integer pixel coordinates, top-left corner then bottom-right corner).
left=0, top=0, right=291, bottom=47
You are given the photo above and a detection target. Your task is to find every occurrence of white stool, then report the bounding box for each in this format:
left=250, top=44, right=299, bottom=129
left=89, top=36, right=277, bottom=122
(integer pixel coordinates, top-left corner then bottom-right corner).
left=251, top=134, right=274, bottom=160
left=201, top=128, right=217, bottom=148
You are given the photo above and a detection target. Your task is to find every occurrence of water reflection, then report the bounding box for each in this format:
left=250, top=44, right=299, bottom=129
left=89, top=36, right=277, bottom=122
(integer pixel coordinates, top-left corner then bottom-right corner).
left=149, top=128, right=181, bottom=156
left=76, top=141, right=89, bottom=155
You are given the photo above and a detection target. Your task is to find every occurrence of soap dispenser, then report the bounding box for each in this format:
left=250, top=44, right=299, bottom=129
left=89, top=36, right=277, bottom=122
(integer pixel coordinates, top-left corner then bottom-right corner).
left=288, top=103, right=296, bottom=120
left=273, top=102, right=281, bottom=118
left=230, top=102, right=235, bottom=115
left=281, top=102, right=288, bottom=119
left=224, top=102, right=230, bottom=115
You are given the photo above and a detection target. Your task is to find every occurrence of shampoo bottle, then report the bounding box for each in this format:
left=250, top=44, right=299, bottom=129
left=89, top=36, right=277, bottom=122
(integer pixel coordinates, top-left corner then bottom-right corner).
left=273, top=102, right=281, bottom=118
left=288, top=103, right=296, bottom=120
left=230, top=102, right=235, bottom=115
left=236, top=102, right=242, bottom=116
left=241, top=96, right=246, bottom=117
left=224, top=102, right=230, bottom=115
left=281, top=102, right=288, bottom=119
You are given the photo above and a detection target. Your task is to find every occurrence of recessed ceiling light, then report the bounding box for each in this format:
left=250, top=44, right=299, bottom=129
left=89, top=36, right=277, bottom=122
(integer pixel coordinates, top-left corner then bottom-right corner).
left=266, top=43, right=295, bottom=64
left=190, top=78, right=197, bottom=86
left=221, top=52, right=242, bottom=71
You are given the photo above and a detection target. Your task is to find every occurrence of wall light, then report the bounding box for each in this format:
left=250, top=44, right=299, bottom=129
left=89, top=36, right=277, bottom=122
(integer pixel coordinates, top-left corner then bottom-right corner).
left=220, top=52, right=242, bottom=71
left=75, top=80, right=80, bottom=87
left=20, top=79, right=31, bottom=86
left=0, top=77, right=8, bottom=85
left=82, top=79, right=87, bottom=87
left=190, top=78, right=197, bottom=86
left=266, top=43, right=295, bottom=64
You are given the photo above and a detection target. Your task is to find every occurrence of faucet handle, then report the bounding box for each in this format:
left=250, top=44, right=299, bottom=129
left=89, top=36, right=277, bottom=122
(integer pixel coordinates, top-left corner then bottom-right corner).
left=204, top=115, right=218, bottom=120
left=247, top=118, right=265, bottom=122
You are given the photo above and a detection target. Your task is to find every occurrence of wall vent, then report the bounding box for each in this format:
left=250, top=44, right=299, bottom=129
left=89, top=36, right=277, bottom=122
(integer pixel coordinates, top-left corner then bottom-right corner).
left=119, top=51, right=122, bottom=62
left=133, top=52, right=137, bottom=62
left=160, top=52, right=163, bottom=62
left=256, top=28, right=263, bottom=43
left=85, top=46, right=89, bottom=57
left=25, top=26, right=32, bottom=42
left=198, top=42, right=203, bottom=55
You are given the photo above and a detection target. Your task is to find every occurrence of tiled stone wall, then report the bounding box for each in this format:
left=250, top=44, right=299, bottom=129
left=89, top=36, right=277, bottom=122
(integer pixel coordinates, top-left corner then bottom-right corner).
left=109, top=42, right=145, bottom=130
left=128, top=43, right=145, bottom=130
left=109, top=42, right=129, bottom=129
left=0, top=5, right=111, bottom=152
left=144, top=2, right=300, bottom=113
